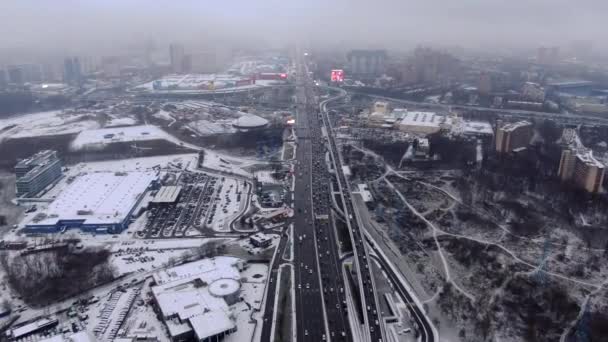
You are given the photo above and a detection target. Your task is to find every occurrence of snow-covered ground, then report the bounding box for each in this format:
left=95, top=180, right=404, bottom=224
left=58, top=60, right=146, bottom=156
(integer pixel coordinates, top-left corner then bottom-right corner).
left=70, top=125, right=186, bottom=150
left=224, top=263, right=268, bottom=342
left=0, top=110, right=100, bottom=141
left=200, top=150, right=260, bottom=177
left=105, top=117, right=137, bottom=127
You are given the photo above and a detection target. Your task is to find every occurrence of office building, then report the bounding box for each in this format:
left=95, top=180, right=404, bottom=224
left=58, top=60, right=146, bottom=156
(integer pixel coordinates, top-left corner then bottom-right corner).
left=373, top=101, right=390, bottom=114
left=170, top=44, right=185, bottom=74
left=538, top=46, right=560, bottom=65
left=190, top=51, right=218, bottom=73
left=0, top=69, right=6, bottom=89
left=15, top=150, right=62, bottom=197
left=495, top=121, right=533, bottom=153
left=347, top=50, right=387, bottom=77
left=63, top=57, right=82, bottom=85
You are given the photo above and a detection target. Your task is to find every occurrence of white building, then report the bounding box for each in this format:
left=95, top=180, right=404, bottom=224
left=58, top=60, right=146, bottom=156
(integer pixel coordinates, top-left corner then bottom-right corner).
left=397, top=111, right=447, bottom=135
left=373, top=101, right=390, bottom=114
left=25, top=171, right=157, bottom=234
left=152, top=257, right=246, bottom=342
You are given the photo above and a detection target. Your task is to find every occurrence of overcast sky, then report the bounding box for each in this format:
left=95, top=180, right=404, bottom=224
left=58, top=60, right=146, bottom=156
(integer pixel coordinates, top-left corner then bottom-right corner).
left=1, top=0, right=606, bottom=55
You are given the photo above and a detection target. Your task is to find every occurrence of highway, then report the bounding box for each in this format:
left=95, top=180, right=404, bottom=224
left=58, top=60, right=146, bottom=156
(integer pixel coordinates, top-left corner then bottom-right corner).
left=289, top=51, right=353, bottom=342
left=324, top=87, right=437, bottom=342
left=319, top=89, right=385, bottom=342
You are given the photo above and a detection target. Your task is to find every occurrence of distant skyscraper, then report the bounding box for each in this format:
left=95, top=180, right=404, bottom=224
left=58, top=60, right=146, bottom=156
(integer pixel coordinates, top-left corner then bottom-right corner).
left=64, top=57, right=82, bottom=85
left=537, top=46, right=560, bottom=65
left=170, top=44, right=185, bottom=73
left=347, top=50, right=387, bottom=78
left=0, top=69, right=6, bottom=89
left=7, top=66, right=24, bottom=85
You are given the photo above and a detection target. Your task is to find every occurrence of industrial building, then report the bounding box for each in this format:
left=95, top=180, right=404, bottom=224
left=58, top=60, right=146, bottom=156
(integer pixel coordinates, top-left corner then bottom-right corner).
left=151, top=257, right=245, bottom=342
left=24, top=171, right=157, bottom=234
left=495, top=121, right=533, bottom=153
left=15, top=150, right=62, bottom=197
left=558, top=149, right=605, bottom=193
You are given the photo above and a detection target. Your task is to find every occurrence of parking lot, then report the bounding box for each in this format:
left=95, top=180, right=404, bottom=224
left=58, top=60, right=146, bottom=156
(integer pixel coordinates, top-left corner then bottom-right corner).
left=139, top=171, right=248, bottom=238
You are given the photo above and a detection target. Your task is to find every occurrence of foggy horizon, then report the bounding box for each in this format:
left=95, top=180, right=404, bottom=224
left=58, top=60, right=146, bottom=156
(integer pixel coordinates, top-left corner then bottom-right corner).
left=1, top=0, right=607, bottom=57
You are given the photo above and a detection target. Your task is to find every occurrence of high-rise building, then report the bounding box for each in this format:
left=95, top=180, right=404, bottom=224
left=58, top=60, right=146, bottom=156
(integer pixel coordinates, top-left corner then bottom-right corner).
left=559, top=149, right=605, bottom=193
left=15, top=150, right=62, bottom=197
left=347, top=50, right=387, bottom=78
left=190, top=51, right=218, bottom=73
left=170, top=44, right=185, bottom=74
left=573, top=152, right=604, bottom=193
left=558, top=149, right=577, bottom=181
left=63, top=57, right=82, bottom=85
left=537, top=46, right=560, bottom=65
left=478, top=72, right=493, bottom=95
left=0, top=69, right=6, bottom=89
left=495, top=121, right=533, bottom=153
left=7, top=66, right=24, bottom=85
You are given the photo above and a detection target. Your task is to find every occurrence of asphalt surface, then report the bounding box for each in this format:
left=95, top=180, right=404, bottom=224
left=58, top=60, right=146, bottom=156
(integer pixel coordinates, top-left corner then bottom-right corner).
left=320, top=94, right=385, bottom=342
left=259, top=228, right=290, bottom=342
left=288, top=55, right=353, bottom=342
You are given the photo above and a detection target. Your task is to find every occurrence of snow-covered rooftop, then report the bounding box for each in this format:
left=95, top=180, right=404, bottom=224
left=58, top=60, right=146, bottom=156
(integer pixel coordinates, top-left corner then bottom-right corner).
left=70, top=125, right=184, bottom=150
left=232, top=114, right=269, bottom=129
left=399, top=111, right=445, bottom=128
left=152, top=257, right=244, bottom=340
left=31, top=171, right=157, bottom=226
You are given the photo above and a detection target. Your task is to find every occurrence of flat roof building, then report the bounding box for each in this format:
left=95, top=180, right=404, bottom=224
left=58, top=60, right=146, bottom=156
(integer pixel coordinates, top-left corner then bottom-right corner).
left=151, top=257, right=244, bottom=342
left=25, top=171, right=157, bottom=234
left=151, top=186, right=182, bottom=205
left=495, top=121, right=533, bottom=154
left=249, top=232, right=272, bottom=248
left=15, top=150, right=62, bottom=197
left=397, top=111, right=446, bottom=135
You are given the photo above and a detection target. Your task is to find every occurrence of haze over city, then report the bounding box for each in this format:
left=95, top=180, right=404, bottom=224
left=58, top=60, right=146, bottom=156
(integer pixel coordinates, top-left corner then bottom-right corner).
left=2, top=0, right=608, bottom=57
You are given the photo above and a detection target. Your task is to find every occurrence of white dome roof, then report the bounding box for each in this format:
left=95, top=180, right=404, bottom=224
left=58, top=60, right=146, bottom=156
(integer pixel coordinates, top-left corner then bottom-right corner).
left=208, top=278, right=241, bottom=297
left=233, top=114, right=269, bottom=129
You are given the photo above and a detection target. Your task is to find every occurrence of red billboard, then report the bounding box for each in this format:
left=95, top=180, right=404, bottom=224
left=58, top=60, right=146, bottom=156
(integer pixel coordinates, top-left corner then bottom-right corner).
left=331, top=69, right=344, bottom=82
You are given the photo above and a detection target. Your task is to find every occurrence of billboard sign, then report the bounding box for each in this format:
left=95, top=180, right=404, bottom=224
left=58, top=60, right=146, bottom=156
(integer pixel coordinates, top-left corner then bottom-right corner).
left=331, top=69, right=344, bottom=82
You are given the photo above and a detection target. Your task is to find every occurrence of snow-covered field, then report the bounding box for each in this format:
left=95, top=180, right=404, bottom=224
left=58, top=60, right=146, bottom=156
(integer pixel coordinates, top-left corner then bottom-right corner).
left=105, top=117, right=137, bottom=127
left=70, top=125, right=186, bottom=150
left=0, top=110, right=100, bottom=141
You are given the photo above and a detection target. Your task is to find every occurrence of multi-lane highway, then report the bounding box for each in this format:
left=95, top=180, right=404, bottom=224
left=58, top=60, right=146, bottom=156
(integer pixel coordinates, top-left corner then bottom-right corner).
left=290, top=52, right=354, bottom=342
left=319, top=90, right=385, bottom=342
